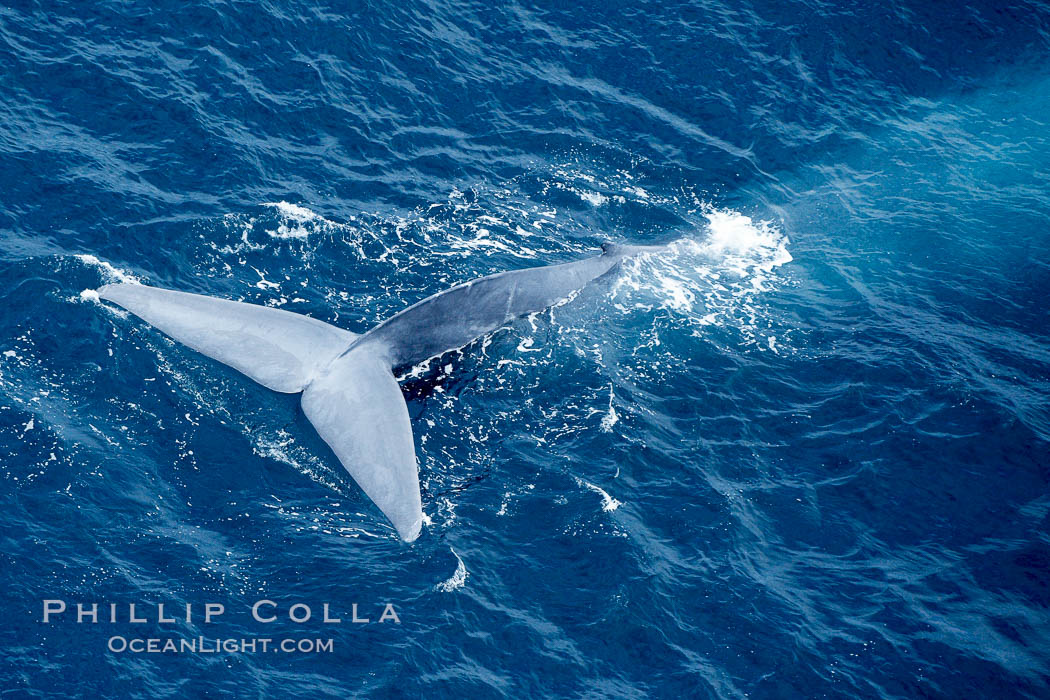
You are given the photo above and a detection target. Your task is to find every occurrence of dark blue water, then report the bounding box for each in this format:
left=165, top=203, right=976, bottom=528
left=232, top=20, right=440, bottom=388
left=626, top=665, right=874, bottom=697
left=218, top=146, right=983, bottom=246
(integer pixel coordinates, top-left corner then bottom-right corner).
left=2, top=1, right=1049, bottom=697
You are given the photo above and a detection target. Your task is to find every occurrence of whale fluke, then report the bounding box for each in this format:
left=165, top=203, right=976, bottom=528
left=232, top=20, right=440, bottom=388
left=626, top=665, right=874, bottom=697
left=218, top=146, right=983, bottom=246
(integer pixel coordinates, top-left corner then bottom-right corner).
left=97, top=242, right=664, bottom=540
left=98, top=284, right=357, bottom=393
left=302, top=348, right=422, bottom=541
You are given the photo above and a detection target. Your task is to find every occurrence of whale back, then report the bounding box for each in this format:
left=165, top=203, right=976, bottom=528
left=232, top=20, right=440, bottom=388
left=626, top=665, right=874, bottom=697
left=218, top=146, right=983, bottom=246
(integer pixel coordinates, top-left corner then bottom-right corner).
left=357, top=250, right=626, bottom=368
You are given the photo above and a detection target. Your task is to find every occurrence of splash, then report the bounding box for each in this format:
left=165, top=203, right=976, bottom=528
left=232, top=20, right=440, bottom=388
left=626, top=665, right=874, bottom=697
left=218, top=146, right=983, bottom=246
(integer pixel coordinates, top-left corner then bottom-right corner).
left=700, top=208, right=793, bottom=285
left=611, top=206, right=793, bottom=349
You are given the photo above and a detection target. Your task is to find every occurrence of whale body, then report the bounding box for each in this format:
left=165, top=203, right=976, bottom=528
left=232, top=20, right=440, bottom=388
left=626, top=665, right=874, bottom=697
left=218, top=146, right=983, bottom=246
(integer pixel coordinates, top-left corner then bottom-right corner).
left=98, top=242, right=663, bottom=541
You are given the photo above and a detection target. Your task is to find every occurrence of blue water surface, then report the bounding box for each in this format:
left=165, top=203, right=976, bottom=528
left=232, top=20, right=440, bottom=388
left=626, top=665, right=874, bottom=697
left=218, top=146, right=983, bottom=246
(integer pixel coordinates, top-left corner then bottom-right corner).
left=1, top=1, right=1049, bottom=698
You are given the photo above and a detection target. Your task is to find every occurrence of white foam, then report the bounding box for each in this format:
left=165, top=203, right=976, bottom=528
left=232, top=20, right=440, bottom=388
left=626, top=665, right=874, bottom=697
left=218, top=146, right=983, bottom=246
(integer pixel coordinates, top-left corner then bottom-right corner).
left=577, top=478, right=622, bottom=512
left=263, top=201, right=319, bottom=222
left=75, top=254, right=141, bottom=285
left=252, top=266, right=280, bottom=290
left=577, top=190, right=608, bottom=207
left=435, top=547, right=468, bottom=592
left=262, top=201, right=330, bottom=239
left=652, top=270, right=696, bottom=312
left=600, top=384, right=619, bottom=433
left=497, top=492, right=511, bottom=516
left=251, top=429, right=343, bottom=493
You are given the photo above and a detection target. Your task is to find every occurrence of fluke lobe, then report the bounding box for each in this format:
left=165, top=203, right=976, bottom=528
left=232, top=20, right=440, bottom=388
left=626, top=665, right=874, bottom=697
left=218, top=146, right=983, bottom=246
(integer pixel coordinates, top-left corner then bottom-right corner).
left=98, top=242, right=663, bottom=541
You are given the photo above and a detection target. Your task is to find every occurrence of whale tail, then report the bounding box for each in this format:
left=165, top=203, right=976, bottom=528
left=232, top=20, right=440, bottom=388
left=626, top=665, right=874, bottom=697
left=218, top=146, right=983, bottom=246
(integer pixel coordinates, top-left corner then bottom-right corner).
left=98, top=283, right=424, bottom=541
left=96, top=242, right=663, bottom=541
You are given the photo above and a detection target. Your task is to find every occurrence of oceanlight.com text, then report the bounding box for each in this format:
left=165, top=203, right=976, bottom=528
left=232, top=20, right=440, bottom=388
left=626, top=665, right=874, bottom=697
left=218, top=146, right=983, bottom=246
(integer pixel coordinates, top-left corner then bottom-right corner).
left=107, top=636, right=335, bottom=654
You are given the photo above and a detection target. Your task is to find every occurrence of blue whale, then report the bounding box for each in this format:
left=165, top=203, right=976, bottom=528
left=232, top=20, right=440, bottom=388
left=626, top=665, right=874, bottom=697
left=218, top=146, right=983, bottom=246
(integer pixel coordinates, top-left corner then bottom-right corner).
left=99, top=242, right=663, bottom=541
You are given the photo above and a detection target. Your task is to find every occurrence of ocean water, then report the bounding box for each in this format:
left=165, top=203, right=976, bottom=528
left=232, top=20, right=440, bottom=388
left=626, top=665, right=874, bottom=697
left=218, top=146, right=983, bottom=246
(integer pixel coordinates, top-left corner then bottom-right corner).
left=1, top=0, right=1049, bottom=697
